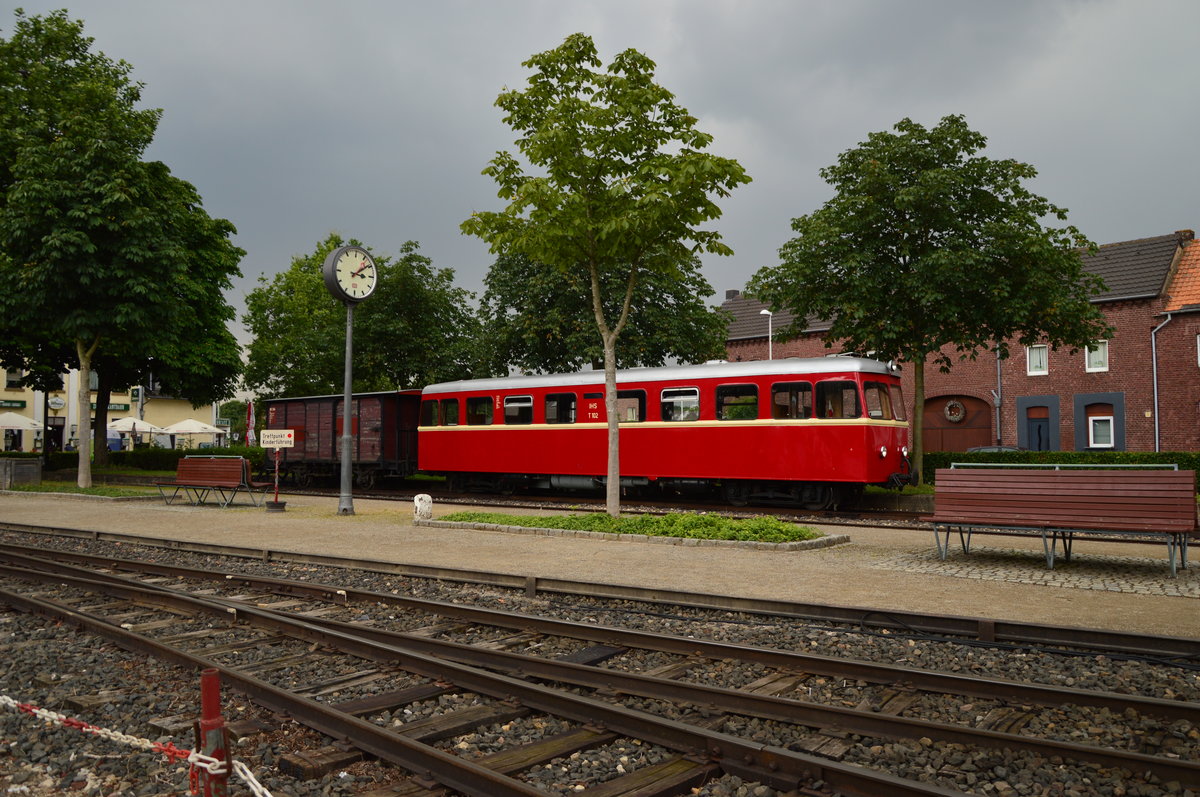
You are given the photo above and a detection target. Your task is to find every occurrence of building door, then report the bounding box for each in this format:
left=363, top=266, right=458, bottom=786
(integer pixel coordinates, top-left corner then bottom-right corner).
left=922, top=395, right=992, bottom=452
left=1026, top=407, right=1051, bottom=451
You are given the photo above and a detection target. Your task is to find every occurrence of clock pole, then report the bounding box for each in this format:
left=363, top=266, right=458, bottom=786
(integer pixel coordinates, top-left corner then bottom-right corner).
left=338, top=300, right=355, bottom=515
left=321, top=244, right=378, bottom=517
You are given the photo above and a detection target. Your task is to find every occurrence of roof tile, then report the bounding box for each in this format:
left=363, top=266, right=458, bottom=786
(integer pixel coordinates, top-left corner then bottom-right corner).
left=1165, top=239, right=1200, bottom=312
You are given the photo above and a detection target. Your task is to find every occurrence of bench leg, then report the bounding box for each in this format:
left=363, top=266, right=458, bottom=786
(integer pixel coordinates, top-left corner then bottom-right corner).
left=934, top=526, right=950, bottom=560
left=1042, top=530, right=1057, bottom=569
left=1167, top=535, right=1183, bottom=578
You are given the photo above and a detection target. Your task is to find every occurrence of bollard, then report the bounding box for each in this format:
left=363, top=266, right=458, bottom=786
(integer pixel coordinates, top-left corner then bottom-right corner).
left=414, top=493, right=433, bottom=520
left=196, top=668, right=228, bottom=797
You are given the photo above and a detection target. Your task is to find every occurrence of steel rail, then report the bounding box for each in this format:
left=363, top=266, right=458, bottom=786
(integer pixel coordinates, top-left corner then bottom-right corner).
left=3, top=522, right=1196, bottom=659
left=286, top=608, right=1200, bottom=788
left=4, top=558, right=1200, bottom=791
left=0, top=542, right=1195, bottom=725
left=0, top=566, right=961, bottom=796
left=0, top=585, right=545, bottom=797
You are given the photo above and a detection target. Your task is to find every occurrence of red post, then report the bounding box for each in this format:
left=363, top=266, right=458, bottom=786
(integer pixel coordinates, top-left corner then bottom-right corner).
left=273, top=448, right=281, bottom=503
left=196, top=668, right=228, bottom=796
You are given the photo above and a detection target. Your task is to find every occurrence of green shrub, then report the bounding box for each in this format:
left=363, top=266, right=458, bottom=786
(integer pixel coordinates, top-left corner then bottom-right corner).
left=440, top=511, right=821, bottom=543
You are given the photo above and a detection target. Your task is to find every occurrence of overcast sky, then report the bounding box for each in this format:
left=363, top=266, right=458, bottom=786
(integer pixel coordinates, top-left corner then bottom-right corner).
left=7, top=1, right=1200, bottom=343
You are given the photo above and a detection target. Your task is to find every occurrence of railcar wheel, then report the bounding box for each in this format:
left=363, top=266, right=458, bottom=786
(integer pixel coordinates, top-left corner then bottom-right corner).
left=354, top=469, right=377, bottom=490
left=801, top=486, right=835, bottom=511
left=723, top=482, right=751, bottom=507
left=294, top=468, right=315, bottom=489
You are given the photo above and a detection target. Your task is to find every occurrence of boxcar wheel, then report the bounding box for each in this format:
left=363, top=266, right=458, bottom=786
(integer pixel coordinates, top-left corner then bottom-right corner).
left=354, top=469, right=377, bottom=490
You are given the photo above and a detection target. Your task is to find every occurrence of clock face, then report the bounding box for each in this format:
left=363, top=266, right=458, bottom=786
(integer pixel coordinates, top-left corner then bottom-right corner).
left=330, top=247, right=376, bottom=302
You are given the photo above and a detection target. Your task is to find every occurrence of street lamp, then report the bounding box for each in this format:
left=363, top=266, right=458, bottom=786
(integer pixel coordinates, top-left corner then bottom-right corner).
left=759, top=309, right=773, bottom=360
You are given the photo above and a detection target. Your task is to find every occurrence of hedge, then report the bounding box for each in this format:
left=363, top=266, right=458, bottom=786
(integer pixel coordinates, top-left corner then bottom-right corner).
left=1, top=446, right=267, bottom=472
left=922, top=450, right=1200, bottom=487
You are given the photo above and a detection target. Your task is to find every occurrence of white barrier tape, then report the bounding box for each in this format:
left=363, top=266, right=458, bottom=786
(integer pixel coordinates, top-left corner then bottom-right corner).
left=1, top=694, right=272, bottom=795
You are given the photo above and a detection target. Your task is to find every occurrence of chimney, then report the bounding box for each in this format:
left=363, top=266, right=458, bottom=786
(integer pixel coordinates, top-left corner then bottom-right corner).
left=725, top=289, right=741, bottom=301
left=1176, top=229, right=1194, bottom=243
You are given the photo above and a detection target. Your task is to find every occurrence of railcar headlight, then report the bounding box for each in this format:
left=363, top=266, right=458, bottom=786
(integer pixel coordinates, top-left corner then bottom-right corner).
left=879, top=446, right=888, bottom=458
left=901, top=446, right=909, bottom=458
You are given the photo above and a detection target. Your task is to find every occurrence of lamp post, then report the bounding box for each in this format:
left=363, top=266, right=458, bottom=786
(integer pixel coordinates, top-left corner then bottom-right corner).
left=759, top=309, right=773, bottom=360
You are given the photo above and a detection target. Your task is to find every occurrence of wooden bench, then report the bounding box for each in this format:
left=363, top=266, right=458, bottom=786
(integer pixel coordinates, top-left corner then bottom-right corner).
left=923, top=467, right=1198, bottom=576
left=155, top=456, right=269, bottom=508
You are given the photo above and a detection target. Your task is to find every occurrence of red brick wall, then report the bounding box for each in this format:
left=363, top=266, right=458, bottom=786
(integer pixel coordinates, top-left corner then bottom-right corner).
left=724, top=298, right=1200, bottom=452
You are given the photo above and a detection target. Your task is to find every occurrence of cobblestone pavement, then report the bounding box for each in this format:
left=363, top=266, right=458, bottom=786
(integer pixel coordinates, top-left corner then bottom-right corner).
left=880, top=545, right=1200, bottom=598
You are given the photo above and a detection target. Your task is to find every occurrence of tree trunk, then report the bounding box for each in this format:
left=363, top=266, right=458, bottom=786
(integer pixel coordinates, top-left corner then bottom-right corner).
left=92, top=367, right=112, bottom=467
left=75, top=336, right=100, bottom=489
left=603, top=333, right=620, bottom=518
left=911, top=358, right=926, bottom=485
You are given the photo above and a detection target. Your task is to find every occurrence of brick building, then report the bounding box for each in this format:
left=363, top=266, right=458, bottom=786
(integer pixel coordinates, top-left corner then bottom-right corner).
left=723, top=230, right=1200, bottom=454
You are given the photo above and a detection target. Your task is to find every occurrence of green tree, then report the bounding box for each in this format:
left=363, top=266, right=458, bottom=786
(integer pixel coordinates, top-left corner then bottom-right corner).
left=462, top=33, right=750, bottom=516
left=243, top=234, right=483, bottom=398
left=0, top=10, right=244, bottom=485
left=749, top=115, right=1110, bottom=484
left=480, top=252, right=729, bottom=374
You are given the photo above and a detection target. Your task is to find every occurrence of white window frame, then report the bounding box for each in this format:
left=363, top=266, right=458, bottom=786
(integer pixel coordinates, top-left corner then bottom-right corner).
left=1085, top=341, right=1109, bottom=373
left=1088, top=416, right=1114, bottom=448
left=1026, top=345, right=1048, bottom=376
left=1196, top=334, right=1200, bottom=368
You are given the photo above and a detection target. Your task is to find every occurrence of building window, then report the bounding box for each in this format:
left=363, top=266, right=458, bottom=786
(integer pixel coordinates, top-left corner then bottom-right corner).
left=1026, top=345, right=1048, bottom=376
left=1085, top=341, right=1109, bottom=373
left=4, top=369, right=23, bottom=389
left=1088, top=416, right=1114, bottom=448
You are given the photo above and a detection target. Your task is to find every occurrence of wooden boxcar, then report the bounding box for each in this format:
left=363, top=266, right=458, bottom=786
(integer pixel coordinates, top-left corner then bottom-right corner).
left=262, top=390, right=421, bottom=488
left=418, top=358, right=910, bottom=508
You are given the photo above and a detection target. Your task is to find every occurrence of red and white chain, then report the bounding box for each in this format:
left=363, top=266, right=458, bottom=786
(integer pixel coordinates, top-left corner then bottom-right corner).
left=1, top=694, right=272, bottom=796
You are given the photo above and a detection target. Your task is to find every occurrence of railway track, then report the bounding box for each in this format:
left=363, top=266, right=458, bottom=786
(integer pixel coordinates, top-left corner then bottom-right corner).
left=0, top=530, right=1197, bottom=795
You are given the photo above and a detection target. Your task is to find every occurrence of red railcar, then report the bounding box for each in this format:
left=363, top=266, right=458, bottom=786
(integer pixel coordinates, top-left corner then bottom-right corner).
left=263, top=390, right=421, bottom=488
left=418, top=358, right=909, bottom=508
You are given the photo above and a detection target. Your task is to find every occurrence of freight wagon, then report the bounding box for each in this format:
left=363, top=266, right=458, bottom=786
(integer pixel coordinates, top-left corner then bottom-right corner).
left=262, top=390, right=421, bottom=488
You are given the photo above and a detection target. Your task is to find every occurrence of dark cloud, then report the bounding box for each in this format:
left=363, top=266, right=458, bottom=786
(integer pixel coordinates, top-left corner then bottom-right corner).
left=6, top=0, right=1198, bottom=344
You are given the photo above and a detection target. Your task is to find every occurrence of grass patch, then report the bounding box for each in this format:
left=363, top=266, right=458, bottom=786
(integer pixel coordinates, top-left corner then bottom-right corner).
left=8, top=481, right=157, bottom=498
left=440, top=511, right=822, bottom=543
left=864, top=483, right=934, bottom=496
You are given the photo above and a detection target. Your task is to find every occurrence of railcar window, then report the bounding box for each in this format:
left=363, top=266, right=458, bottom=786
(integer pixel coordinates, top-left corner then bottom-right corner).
left=660, top=387, right=699, bottom=422
left=419, top=399, right=439, bottom=427
left=716, top=384, right=758, bottom=420
left=815, top=380, right=861, bottom=419
left=504, top=396, right=534, bottom=425
left=889, top=384, right=907, bottom=420
left=616, top=389, right=646, bottom=423
left=440, top=398, right=460, bottom=426
left=771, top=382, right=813, bottom=419
left=863, top=381, right=894, bottom=420
left=466, top=396, right=493, bottom=425
left=545, top=393, right=577, bottom=424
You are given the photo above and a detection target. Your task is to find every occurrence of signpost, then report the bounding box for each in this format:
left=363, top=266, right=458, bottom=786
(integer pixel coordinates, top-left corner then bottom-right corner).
left=260, top=429, right=294, bottom=511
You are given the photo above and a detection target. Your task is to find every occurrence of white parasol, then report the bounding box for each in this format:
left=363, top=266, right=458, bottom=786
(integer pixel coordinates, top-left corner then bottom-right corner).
left=0, top=411, right=42, bottom=431
left=107, top=417, right=165, bottom=434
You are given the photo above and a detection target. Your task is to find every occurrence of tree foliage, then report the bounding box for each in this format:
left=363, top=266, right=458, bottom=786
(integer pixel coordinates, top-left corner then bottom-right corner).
left=0, top=10, right=244, bottom=485
left=462, top=33, right=750, bottom=515
left=242, top=234, right=483, bottom=398
left=481, top=252, right=729, bottom=374
left=749, top=114, right=1110, bottom=483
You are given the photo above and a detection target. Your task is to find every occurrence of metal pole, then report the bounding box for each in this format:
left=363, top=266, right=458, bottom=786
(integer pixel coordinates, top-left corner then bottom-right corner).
left=338, top=301, right=355, bottom=515
left=196, top=668, right=228, bottom=796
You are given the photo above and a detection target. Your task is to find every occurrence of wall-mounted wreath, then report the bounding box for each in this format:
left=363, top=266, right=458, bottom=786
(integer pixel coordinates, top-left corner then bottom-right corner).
left=943, top=399, right=967, bottom=423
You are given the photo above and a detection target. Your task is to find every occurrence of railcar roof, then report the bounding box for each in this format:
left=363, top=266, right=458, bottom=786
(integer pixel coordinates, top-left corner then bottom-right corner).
left=423, top=357, right=895, bottom=395
left=263, top=389, right=421, bottom=403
